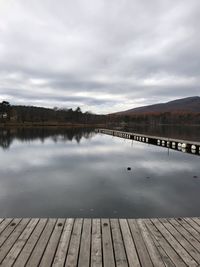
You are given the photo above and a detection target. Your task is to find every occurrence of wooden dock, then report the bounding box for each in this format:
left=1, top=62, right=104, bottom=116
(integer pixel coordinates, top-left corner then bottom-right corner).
left=0, top=217, right=200, bottom=266
left=97, top=129, right=200, bottom=156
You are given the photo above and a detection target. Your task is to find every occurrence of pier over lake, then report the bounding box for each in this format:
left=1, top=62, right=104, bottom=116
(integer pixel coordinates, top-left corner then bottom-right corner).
left=0, top=127, right=200, bottom=218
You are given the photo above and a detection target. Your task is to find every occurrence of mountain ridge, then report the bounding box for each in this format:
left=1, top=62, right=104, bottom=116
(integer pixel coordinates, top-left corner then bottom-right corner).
left=111, top=96, right=200, bottom=115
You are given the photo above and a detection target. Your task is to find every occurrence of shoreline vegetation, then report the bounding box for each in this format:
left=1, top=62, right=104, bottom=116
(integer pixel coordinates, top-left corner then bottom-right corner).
left=0, top=101, right=107, bottom=126
left=1, top=101, right=200, bottom=127
left=0, top=122, right=105, bottom=128
left=0, top=122, right=200, bottom=128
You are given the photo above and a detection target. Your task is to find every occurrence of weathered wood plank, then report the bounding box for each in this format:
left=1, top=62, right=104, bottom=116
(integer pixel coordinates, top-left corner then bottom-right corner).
left=128, top=219, right=153, bottom=267
left=78, top=219, right=92, bottom=267
left=137, top=219, right=166, bottom=267
left=0, top=218, right=30, bottom=264
left=91, top=219, right=102, bottom=267
left=184, top=218, right=200, bottom=234
left=111, top=219, right=128, bottom=267
left=52, top=218, right=74, bottom=267
left=1, top=219, right=39, bottom=267
left=175, top=218, right=200, bottom=241
left=0, top=217, right=199, bottom=267
left=26, top=218, right=57, bottom=267
left=142, top=221, right=175, bottom=267
left=144, top=219, right=186, bottom=266
left=65, top=218, right=83, bottom=267
left=0, top=218, right=21, bottom=248
left=160, top=218, right=200, bottom=264
left=168, top=218, right=200, bottom=253
left=102, top=218, right=115, bottom=267
left=192, top=218, right=200, bottom=227
left=13, top=219, right=47, bottom=267
left=39, top=218, right=65, bottom=267
left=119, top=219, right=140, bottom=267
left=0, top=219, right=13, bottom=237
left=152, top=218, right=198, bottom=266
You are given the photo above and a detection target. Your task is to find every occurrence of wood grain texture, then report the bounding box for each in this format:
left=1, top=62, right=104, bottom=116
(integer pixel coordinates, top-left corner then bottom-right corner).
left=0, top=217, right=199, bottom=267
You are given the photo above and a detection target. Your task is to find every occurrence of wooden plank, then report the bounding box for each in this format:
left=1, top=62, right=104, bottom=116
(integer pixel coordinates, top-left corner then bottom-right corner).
left=151, top=218, right=198, bottom=266
left=13, top=219, right=47, bottom=267
left=78, top=219, right=92, bottom=267
left=142, top=221, right=175, bottom=267
left=159, top=218, right=200, bottom=264
left=110, top=219, right=128, bottom=267
left=91, top=219, right=102, bottom=267
left=26, top=219, right=57, bottom=267
left=119, top=219, right=140, bottom=267
left=65, top=218, right=83, bottom=267
left=137, top=219, right=166, bottom=267
left=39, top=218, right=65, bottom=267
left=1, top=219, right=39, bottom=267
left=102, top=218, right=115, bottom=267
left=144, top=219, right=186, bottom=266
left=52, top=218, right=74, bottom=267
left=168, top=218, right=200, bottom=254
left=0, top=216, right=199, bottom=267
left=0, top=218, right=30, bottom=264
left=192, top=218, right=200, bottom=227
left=128, top=219, right=153, bottom=267
left=0, top=218, right=21, bottom=248
left=184, top=218, right=200, bottom=234
left=0, top=219, right=13, bottom=236
left=175, top=218, right=200, bottom=241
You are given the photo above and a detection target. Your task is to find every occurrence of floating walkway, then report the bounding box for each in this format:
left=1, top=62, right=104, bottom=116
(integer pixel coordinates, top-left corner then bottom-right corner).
left=97, top=129, right=200, bottom=156
left=0, top=217, right=200, bottom=266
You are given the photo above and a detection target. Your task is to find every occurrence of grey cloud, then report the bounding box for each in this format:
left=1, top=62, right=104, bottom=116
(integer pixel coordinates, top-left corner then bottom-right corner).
left=0, top=87, right=118, bottom=109
left=0, top=0, right=200, bottom=113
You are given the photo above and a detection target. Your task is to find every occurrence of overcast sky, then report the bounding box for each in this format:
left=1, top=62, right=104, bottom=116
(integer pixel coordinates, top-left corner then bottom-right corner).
left=0, top=0, right=199, bottom=114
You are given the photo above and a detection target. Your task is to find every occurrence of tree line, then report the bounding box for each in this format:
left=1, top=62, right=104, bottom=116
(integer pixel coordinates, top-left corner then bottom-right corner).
left=0, top=127, right=95, bottom=150
left=1, top=101, right=200, bottom=125
left=0, top=101, right=106, bottom=124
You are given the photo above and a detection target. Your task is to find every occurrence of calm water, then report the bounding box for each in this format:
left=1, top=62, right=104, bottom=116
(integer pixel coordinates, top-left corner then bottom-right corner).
left=122, top=124, right=200, bottom=142
left=0, top=127, right=199, bottom=218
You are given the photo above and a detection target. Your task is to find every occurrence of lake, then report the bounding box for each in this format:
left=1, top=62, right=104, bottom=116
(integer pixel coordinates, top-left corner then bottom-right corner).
left=0, top=127, right=199, bottom=218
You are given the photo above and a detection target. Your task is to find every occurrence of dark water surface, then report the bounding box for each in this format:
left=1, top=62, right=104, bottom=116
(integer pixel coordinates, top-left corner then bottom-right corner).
left=0, top=127, right=199, bottom=218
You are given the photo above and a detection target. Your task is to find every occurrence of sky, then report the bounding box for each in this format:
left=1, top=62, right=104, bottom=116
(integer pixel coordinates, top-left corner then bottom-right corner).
left=0, top=0, right=199, bottom=114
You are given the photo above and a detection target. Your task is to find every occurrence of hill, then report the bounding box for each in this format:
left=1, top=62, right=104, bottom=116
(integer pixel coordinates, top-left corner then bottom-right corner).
left=113, top=96, right=200, bottom=115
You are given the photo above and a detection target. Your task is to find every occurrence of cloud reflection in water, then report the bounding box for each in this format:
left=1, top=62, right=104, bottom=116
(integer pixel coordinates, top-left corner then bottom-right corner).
left=0, top=128, right=199, bottom=218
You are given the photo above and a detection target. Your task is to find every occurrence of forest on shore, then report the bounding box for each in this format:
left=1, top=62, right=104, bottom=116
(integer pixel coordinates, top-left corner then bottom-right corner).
left=0, top=101, right=106, bottom=125
left=0, top=101, right=200, bottom=126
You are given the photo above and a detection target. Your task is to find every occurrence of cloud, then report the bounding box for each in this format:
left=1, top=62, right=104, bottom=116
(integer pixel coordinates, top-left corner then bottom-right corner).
left=0, top=0, right=199, bottom=113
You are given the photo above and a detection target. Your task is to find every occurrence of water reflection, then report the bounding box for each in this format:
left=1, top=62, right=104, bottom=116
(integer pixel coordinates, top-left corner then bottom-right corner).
left=0, top=128, right=199, bottom=218
left=121, top=124, right=200, bottom=142
left=98, top=129, right=200, bottom=157
left=0, top=127, right=95, bottom=150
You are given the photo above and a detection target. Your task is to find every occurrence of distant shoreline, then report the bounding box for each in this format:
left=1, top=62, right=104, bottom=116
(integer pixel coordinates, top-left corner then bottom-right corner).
left=2, top=121, right=199, bottom=128
left=0, top=122, right=106, bottom=128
